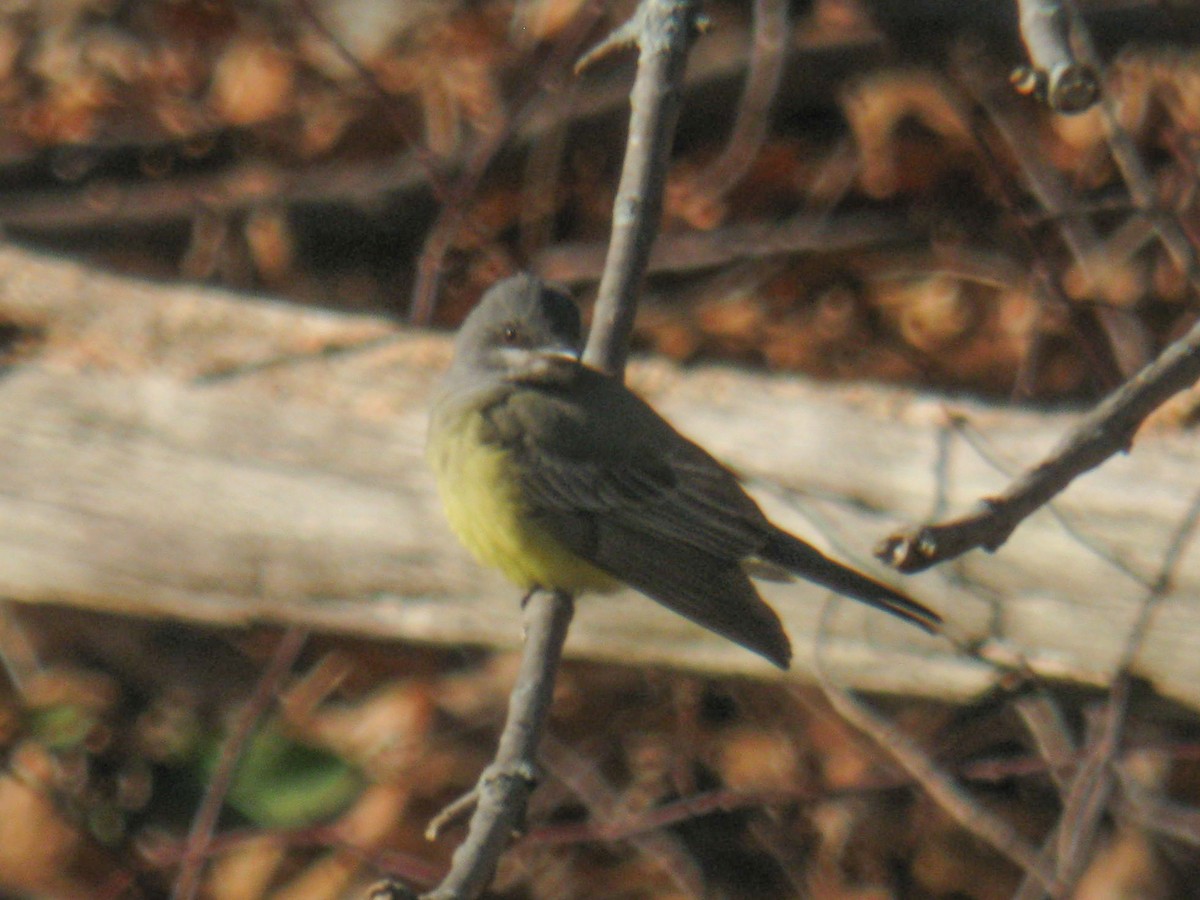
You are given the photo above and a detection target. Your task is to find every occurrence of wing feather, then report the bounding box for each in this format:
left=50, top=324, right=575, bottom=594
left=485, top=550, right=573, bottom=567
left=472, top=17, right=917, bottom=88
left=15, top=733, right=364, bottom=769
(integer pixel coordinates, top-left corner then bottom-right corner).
left=533, top=508, right=791, bottom=667
left=483, top=367, right=794, bottom=667
left=492, top=372, right=773, bottom=562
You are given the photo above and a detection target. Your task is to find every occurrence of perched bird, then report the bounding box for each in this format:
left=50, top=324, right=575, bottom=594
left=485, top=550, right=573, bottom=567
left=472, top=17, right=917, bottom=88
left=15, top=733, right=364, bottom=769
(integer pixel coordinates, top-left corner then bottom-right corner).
left=427, top=274, right=941, bottom=668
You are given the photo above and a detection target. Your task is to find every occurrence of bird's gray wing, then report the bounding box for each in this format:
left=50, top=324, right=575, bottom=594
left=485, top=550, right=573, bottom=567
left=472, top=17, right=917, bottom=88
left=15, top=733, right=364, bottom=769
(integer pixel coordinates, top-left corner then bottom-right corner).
left=483, top=376, right=791, bottom=667
left=512, top=434, right=792, bottom=668
left=576, top=516, right=791, bottom=667
left=488, top=375, right=773, bottom=562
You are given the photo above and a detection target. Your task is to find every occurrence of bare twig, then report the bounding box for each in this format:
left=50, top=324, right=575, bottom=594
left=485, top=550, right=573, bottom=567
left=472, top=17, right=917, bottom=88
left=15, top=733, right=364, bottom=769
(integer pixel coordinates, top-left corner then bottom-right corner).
left=540, top=735, right=707, bottom=895
left=878, top=313, right=1200, bottom=573
left=0, top=153, right=426, bottom=232
left=534, top=209, right=913, bottom=281
left=421, top=591, right=575, bottom=900
left=1010, top=0, right=1099, bottom=113
left=881, top=13, right=1200, bottom=570
left=685, top=0, right=790, bottom=205
left=959, top=54, right=1152, bottom=378
left=171, top=628, right=308, bottom=900
left=584, top=0, right=704, bottom=376
left=1113, top=483, right=1200, bottom=664
left=1062, top=0, right=1200, bottom=294
left=943, top=414, right=1149, bottom=587
left=407, top=2, right=605, bottom=325
left=424, top=790, right=481, bottom=843
left=1050, top=681, right=1126, bottom=891
left=522, top=737, right=1200, bottom=850
left=883, top=32, right=1200, bottom=573
left=1008, top=477, right=1200, bottom=894
left=812, top=650, right=1056, bottom=890
left=0, top=9, right=751, bottom=238
left=1013, top=690, right=1077, bottom=793
left=1061, top=490, right=1200, bottom=884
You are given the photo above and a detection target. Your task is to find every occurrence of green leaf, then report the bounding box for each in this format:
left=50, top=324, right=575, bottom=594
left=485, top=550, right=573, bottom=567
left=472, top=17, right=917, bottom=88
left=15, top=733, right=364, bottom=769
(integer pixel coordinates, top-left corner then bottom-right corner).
left=205, top=719, right=363, bottom=829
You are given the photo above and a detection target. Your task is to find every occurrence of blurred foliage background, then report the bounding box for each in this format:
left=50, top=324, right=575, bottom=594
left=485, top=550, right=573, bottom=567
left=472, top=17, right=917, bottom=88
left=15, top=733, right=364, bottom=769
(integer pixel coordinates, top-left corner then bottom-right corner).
left=1, top=1, right=1200, bottom=897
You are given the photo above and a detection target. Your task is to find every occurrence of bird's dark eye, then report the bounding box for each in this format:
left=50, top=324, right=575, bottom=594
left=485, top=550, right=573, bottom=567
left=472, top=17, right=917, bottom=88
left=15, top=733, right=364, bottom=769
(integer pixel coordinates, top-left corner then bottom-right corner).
left=502, top=325, right=519, bottom=344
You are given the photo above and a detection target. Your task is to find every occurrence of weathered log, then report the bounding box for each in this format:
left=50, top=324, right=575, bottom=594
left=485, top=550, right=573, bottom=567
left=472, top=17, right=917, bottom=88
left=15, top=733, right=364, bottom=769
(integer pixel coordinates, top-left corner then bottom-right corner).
left=2, top=246, right=1197, bottom=706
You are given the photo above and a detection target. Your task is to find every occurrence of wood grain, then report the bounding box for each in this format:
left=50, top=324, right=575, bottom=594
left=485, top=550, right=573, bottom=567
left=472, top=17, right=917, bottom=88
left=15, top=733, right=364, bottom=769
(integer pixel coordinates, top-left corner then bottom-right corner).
left=2, top=246, right=1197, bottom=706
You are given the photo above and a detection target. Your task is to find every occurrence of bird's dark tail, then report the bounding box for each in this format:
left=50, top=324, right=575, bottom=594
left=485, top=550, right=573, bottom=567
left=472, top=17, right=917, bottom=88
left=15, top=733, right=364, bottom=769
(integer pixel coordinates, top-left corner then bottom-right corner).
left=761, top=529, right=941, bottom=633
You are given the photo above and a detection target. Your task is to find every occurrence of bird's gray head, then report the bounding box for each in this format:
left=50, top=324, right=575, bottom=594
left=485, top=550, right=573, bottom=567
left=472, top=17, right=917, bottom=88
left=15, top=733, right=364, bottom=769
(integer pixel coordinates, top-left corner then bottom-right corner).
left=449, top=273, right=584, bottom=385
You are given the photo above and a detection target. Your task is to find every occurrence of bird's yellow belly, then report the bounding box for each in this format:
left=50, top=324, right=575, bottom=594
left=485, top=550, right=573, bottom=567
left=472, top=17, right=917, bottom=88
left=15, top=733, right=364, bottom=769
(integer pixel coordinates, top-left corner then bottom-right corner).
left=428, top=408, right=617, bottom=594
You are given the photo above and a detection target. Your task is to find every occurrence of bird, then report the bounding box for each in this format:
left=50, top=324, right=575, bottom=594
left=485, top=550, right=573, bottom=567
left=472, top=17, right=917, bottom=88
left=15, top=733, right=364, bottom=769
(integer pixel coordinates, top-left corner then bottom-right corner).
left=426, top=273, right=941, bottom=668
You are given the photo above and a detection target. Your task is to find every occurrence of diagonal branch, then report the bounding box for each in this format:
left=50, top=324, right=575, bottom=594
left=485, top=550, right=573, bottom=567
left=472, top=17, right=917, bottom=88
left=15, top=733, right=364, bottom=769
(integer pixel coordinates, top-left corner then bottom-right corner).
left=878, top=314, right=1200, bottom=573
left=813, top=652, right=1056, bottom=891
left=172, top=628, right=309, bottom=900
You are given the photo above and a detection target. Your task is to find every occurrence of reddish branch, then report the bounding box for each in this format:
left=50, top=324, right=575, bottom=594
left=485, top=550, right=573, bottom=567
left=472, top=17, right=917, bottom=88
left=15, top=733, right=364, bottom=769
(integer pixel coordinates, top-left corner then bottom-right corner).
left=171, top=628, right=309, bottom=900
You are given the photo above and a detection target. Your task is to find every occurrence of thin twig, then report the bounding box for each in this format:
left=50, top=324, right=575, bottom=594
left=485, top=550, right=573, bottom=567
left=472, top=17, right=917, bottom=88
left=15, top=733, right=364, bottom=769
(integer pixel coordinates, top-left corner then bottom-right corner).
left=878, top=313, right=1200, bottom=572
left=1049, top=682, right=1125, bottom=892
left=539, top=735, right=707, bottom=895
left=1013, top=690, right=1077, bottom=793
left=1062, top=0, right=1200, bottom=293
left=421, top=591, right=575, bottom=900
left=1122, top=488, right=1200, bottom=665
left=1014, top=483, right=1200, bottom=893
left=959, top=53, right=1151, bottom=379
left=534, top=209, right=914, bottom=282
left=407, top=1, right=603, bottom=325
left=687, top=0, right=790, bottom=203
left=1011, top=0, right=1099, bottom=113
left=1010, top=819, right=1067, bottom=900
left=943, top=413, right=1149, bottom=588
left=520, top=737, right=1200, bottom=849
left=584, top=0, right=704, bottom=377
left=811, top=629, right=1057, bottom=891
left=291, top=0, right=441, bottom=181
left=832, top=480, right=1200, bottom=888
left=425, top=789, right=481, bottom=842
left=171, top=627, right=309, bottom=900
